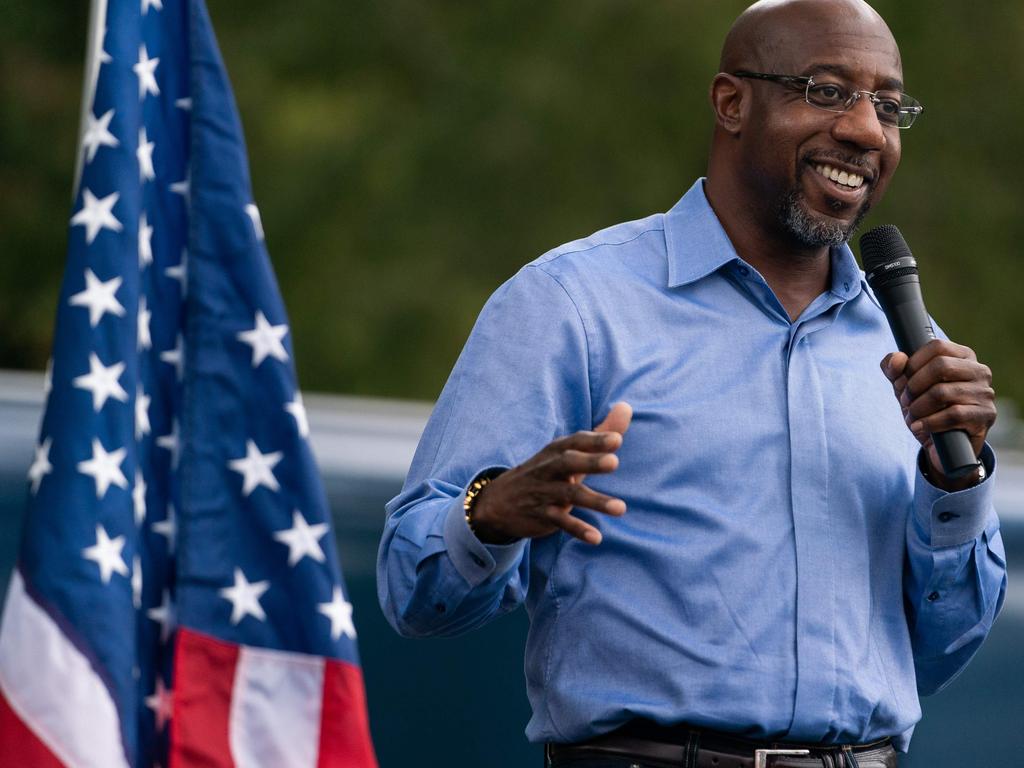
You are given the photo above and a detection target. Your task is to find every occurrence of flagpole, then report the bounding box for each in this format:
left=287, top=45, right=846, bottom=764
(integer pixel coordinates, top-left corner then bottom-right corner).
left=72, top=0, right=109, bottom=198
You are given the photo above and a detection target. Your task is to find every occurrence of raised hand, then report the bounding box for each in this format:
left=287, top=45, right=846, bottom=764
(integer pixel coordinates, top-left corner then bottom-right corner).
left=469, top=402, right=633, bottom=545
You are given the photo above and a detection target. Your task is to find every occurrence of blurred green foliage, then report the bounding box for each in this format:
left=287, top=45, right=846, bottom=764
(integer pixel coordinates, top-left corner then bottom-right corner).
left=1, top=1, right=1021, bottom=403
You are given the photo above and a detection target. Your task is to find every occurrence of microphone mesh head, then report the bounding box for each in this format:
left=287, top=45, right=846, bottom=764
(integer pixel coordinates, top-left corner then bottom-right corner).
left=859, top=224, right=913, bottom=273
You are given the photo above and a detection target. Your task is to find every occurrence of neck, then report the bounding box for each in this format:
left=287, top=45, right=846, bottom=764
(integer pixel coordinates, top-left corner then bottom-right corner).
left=704, top=176, right=832, bottom=322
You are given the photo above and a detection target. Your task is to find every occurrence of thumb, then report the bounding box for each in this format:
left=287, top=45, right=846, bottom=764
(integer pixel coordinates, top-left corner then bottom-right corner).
left=594, top=401, right=633, bottom=436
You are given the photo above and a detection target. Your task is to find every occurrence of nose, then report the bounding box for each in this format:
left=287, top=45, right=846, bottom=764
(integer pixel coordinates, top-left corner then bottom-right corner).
left=831, top=93, right=887, bottom=151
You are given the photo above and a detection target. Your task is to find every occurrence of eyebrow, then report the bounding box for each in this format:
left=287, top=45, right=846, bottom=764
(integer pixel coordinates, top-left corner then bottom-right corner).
left=802, top=63, right=904, bottom=92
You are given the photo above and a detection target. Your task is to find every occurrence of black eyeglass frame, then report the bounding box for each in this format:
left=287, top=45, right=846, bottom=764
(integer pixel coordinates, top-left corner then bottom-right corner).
left=732, top=70, right=924, bottom=129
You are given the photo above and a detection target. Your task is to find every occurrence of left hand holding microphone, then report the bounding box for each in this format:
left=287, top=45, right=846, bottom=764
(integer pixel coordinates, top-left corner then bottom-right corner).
left=881, top=339, right=996, bottom=491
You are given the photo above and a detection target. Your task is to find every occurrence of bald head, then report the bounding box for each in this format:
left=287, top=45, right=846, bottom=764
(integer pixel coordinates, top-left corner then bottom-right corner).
left=705, top=0, right=906, bottom=262
left=720, top=0, right=899, bottom=76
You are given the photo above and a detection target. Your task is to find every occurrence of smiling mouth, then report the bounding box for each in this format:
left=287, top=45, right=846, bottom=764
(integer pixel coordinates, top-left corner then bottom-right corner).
left=812, top=163, right=866, bottom=190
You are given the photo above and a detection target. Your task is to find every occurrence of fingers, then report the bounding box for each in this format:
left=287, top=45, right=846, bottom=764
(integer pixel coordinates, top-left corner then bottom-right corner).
left=550, top=430, right=623, bottom=455
left=537, top=449, right=619, bottom=479
left=545, top=483, right=627, bottom=545
left=881, top=340, right=996, bottom=454
left=903, top=380, right=995, bottom=424
left=594, top=401, right=633, bottom=435
left=556, top=481, right=627, bottom=516
left=551, top=508, right=604, bottom=545
left=489, top=407, right=633, bottom=545
left=906, top=338, right=976, bottom=373
left=909, top=403, right=996, bottom=440
left=880, top=351, right=908, bottom=383
left=881, top=352, right=910, bottom=400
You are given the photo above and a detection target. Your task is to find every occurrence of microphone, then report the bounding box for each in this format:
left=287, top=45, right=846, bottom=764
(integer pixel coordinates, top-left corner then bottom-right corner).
left=859, top=224, right=980, bottom=479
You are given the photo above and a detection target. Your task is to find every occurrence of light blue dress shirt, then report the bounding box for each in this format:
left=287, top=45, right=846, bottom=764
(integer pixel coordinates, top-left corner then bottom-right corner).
left=377, top=179, right=1007, bottom=751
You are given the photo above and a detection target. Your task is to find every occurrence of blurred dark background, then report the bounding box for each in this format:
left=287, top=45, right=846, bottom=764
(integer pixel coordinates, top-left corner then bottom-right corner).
left=2, top=0, right=1021, bottom=406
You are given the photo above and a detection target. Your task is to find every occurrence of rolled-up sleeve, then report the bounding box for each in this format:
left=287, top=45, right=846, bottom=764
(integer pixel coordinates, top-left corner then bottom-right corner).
left=376, top=264, right=593, bottom=637
left=905, top=444, right=1007, bottom=695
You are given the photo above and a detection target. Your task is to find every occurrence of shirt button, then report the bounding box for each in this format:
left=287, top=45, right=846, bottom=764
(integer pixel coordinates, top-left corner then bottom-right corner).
left=937, top=511, right=958, bottom=523
left=471, top=554, right=486, bottom=568
left=927, top=591, right=941, bottom=602
left=738, top=266, right=750, bottom=277
left=843, top=282, right=851, bottom=291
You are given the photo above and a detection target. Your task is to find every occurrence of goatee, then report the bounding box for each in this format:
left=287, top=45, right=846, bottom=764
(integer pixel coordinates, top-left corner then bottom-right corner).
left=778, top=189, right=871, bottom=248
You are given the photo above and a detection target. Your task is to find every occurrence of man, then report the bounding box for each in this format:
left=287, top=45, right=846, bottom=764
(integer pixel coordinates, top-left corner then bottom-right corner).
left=377, top=1, right=1007, bottom=766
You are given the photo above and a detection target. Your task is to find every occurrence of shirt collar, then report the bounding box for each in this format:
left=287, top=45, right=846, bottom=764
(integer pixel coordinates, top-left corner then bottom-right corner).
left=663, top=177, right=875, bottom=306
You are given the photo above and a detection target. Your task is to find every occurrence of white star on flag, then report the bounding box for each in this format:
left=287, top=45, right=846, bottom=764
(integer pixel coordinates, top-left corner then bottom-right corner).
left=155, top=419, right=180, bottom=469
left=169, top=172, right=190, bottom=203
left=133, top=469, right=147, bottom=526
left=43, top=359, right=52, bottom=396
left=236, top=311, right=289, bottom=367
left=219, top=568, right=270, bottom=625
left=160, top=334, right=184, bottom=381
left=27, top=437, right=53, bottom=494
left=132, top=555, right=143, bottom=608
left=82, top=524, right=129, bottom=584
left=139, top=212, right=154, bottom=267
left=142, top=0, right=163, bottom=15
left=165, top=250, right=188, bottom=295
left=145, top=678, right=173, bottom=733
left=77, top=438, right=128, bottom=499
left=135, top=385, right=151, bottom=440
left=244, top=203, right=264, bottom=241
left=82, top=109, right=119, bottom=164
left=285, top=392, right=310, bottom=438
left=133, top=45, right=160, bottom=99
left=138, top=295, right=152, bottom=351
left=273, top=510, right=329, bottom=566
left=175, top=96, right=192, bottom=111
left=137, top=126, right=156, bottom=182
left=317, top=586, right=357, bottom=640
left=147, top=589, right=176, bottom=642
left=153, top=504, right=177, bottom=553
left=69, top=268, right=125, bottom=327
left=228, top=440, right=283, bottom=496
left=73, top=353, right=128, bottom=412
left=70, top=189, right=122, bottom=244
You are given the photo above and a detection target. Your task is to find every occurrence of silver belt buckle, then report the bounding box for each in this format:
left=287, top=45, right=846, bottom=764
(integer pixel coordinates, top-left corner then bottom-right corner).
left=753, top=748, right=811, bottom=768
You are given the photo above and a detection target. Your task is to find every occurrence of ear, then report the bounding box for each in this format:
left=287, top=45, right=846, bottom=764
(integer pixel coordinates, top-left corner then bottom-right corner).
left=709, top=73, right=746, bottom=135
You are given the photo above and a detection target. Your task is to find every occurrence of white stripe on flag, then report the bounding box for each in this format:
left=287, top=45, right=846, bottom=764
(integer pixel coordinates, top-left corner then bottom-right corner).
left=229, top=644, right=326, bottom=768
left=0, top=571, right=130, bottom=768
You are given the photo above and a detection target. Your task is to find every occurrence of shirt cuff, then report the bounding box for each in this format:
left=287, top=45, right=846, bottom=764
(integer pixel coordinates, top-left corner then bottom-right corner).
left=913, top=443, right=996, bottom=548
left=442, top=471, right=526, bottom=587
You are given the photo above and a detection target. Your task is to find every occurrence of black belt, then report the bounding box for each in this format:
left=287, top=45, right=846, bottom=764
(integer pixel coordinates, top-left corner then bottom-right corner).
left=545, top=722, right=897, bottom=768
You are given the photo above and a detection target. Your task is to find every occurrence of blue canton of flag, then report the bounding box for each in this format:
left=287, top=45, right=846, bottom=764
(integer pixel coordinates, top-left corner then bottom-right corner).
left=0, top=1, right=377, bottom=766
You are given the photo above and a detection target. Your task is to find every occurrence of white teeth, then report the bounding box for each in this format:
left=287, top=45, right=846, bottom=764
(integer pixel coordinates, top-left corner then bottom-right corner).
left=814, top=163, right=865, bottom=189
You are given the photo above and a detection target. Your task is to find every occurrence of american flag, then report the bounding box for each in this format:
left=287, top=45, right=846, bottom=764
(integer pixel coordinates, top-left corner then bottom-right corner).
left=0, top=0, right=377, bottom=766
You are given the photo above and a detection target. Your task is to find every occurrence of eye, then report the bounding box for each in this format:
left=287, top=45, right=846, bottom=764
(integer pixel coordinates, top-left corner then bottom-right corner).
left=807, top=83, right=849, bottom=108
left=875, top=98, right=901, bottom=116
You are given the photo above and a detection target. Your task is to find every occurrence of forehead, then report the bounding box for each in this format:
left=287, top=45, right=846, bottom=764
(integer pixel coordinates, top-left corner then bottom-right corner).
left=760, top=12, right=903, bottom=87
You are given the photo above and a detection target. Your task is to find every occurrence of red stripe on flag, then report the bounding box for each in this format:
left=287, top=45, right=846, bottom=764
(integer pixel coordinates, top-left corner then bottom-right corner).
left=0, top=689, right=66, bottom=768
left=317, top=659, right=378, bottom=768
left=170, top=628, right=239, bottom=768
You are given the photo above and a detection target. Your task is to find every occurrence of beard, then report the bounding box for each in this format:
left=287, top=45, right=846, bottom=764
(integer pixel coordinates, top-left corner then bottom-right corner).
left=777, top=179, right=872, bottom=249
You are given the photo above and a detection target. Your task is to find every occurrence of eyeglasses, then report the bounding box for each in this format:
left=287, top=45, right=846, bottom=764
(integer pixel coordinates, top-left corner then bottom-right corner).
left=732, top=71, right=924, bottom=129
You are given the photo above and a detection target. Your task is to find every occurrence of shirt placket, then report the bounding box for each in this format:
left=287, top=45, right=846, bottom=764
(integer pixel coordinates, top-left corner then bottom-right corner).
left=785, top=308, right=842, bottom=739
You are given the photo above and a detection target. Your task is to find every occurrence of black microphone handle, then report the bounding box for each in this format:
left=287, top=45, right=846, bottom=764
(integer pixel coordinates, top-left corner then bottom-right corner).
left=875, top=278, right=980, bottom=478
